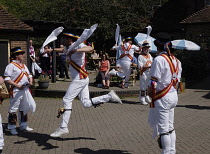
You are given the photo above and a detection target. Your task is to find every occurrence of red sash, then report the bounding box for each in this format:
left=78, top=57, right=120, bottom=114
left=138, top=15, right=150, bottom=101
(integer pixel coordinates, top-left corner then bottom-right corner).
left=10, top=62, right=29, bottom=98
left=150, top=54, right=179, bottom=108
left=122, top=44, right=132, bottom=51
left=140, top=55, right=152, bottom=75
left=68, top=60, right=89, bottom=79
left=118, top=53, right=133, bottom=60
left=11, top=62, right=29, bottom=84
left=118, top=44, right=133, bottom=61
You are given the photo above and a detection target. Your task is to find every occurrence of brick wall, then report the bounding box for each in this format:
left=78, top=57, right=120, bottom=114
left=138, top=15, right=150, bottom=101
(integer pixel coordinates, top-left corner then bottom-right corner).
left=185, top=24, right=210, bottom=44
left=11, top=40, right=28, bottom=65
left=0, top=32, right=29, bottom=65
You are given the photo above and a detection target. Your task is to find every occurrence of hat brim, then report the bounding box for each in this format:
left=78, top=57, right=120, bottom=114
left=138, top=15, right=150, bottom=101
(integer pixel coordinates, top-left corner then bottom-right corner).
left=154, top=40, right=164, bottom=50
left=154, top=40, right=172, bottom=50
left=12, top=51, right=25, bottom=55
left=142, top=45, right=150, bottom=48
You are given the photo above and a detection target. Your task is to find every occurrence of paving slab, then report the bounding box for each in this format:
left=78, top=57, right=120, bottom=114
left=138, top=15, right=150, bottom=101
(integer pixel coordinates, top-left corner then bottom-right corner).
left=0, top=74, right=210, bottom=154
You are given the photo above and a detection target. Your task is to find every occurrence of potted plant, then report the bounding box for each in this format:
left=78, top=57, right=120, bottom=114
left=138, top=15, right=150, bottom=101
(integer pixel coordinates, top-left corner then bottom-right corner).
left=38, top=75, right=49, bottom=89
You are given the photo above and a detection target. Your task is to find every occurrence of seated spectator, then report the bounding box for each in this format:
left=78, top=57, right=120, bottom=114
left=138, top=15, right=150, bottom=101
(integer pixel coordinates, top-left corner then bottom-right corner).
left=90, top=50, right=99, bottom=70
left=105, top=52, right=110, bottom=59
left=91, top=50, right=99, bottom=59
left=98, top=50, right=103, bottom=58
left=98, top=54, right=110, bottom=89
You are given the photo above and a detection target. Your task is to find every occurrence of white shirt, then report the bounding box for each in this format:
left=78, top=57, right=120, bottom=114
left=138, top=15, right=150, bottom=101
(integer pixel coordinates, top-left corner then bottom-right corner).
left=40, top=48, right=50, bottom=57
left=149, top=51, right=182, bottom=93
left=114, top=42, right=139, bottom=62
left=138, top=54, right=153, bottom=73
left=4, top=60, right=32, bottom=91
left=64, top=43, right=87, bottom=79
left=29, top=46, right=35, bottom=58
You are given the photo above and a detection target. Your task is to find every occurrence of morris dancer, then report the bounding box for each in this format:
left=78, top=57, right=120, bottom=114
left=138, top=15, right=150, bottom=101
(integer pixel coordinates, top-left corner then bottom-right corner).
left=148, top=32, right=182, bottom=154
left=50, top=33, right=122, bottom=137
left=4, top=47, right=36, bottom=135
left=138, top=40, right=153, bottom=105
left=113, top=37, right=140, bottom=88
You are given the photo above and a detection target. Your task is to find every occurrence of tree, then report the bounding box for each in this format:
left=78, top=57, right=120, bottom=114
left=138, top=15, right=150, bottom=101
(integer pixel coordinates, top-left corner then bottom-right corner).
left=0, top=0, right=169, bottom=50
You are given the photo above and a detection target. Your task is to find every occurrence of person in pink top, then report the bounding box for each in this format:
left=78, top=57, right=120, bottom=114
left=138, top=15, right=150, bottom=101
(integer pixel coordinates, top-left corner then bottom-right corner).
left=98, top=54, right=110, bottom=89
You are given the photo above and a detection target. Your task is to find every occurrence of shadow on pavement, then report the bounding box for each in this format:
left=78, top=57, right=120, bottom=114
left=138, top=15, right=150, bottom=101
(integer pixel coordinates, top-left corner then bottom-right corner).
left=74, top=148, right=131, bottom=154
left=176, top=105, right=210, bottom=110
left=121, top=100, right=138, bottom=105
left=193, top=91, right=210, bottom=99
left=3, top=126, right=96, bottom=150
left=203, top=92, right=210, bottom=99
left=11, top=131, right=59, bottom=150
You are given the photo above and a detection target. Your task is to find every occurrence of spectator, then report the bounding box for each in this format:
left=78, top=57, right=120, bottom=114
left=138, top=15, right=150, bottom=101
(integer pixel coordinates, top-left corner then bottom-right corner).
left=29, top=40, right=36, bottom=63
left=40, top=45, right=52, bottom=76
left=91, top=50, right=99, bottom=59
left=90, top=50, right=99, bottom=70
left=105, top=52, right=110, bottom=59
left=58, top=45, right=70, bottom=79
left=98, top=54, right=110, bottom=89
left=98, top=50, right=103, bottom=58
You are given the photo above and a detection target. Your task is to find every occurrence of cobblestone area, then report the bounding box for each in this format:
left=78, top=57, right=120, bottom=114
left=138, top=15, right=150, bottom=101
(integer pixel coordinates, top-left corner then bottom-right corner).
left=0, top=75, right=210, bottom=154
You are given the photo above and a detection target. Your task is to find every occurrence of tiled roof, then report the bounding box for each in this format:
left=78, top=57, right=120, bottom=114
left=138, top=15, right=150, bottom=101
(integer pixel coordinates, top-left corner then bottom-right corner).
left=181, top=5, right=210, bottom=24
left=0, top=6, right=33, bottom=31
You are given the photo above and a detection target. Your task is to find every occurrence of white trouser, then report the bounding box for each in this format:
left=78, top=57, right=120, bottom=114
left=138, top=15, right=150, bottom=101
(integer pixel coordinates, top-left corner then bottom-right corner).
left=139, top=71, right=150, bottom=101
left=61, top=77, right=111, bottom=128
left=108, top=69, right=125, bottom=79
left=148, top=91, right=178, bottom=154
left=139, top=71, right=150, bottom=91
left=0, top=115, right=4, bottom=149
left=8, top=88, right=36, bottom=130
left=120, top=60, right=131, bottom=83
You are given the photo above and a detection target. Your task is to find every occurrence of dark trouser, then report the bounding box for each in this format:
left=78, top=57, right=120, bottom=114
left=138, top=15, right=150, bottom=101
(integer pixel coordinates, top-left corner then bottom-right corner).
left=41, top=57, right=51, bottom=75
left=59, top=60, right=69, bottom=78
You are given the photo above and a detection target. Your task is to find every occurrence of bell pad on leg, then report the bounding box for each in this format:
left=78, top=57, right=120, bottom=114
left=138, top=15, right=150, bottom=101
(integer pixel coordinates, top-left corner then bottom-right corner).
left=57, top=108, right=72, bottom=118
left=20, top=111, right=28, bottom=122
left=8, top=113, right=17, bottom=125
left=157, top=132, right=170, bottom=149
left=141, top=91, right=146, bottom=96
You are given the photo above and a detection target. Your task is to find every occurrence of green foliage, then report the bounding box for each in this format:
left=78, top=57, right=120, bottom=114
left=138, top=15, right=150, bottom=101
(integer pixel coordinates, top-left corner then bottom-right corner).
left=38, top=74, right=49, bottom=81
left=0, top=0, right=169, bottom=50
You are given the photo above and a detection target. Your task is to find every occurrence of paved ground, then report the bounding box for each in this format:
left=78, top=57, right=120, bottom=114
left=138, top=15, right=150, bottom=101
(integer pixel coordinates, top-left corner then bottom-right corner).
left=1, top=73, right=210, bottom=154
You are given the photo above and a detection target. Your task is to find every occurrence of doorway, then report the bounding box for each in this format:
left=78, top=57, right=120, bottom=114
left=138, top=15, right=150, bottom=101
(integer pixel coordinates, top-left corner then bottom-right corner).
left=0, top=41, right=9, bottom=76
